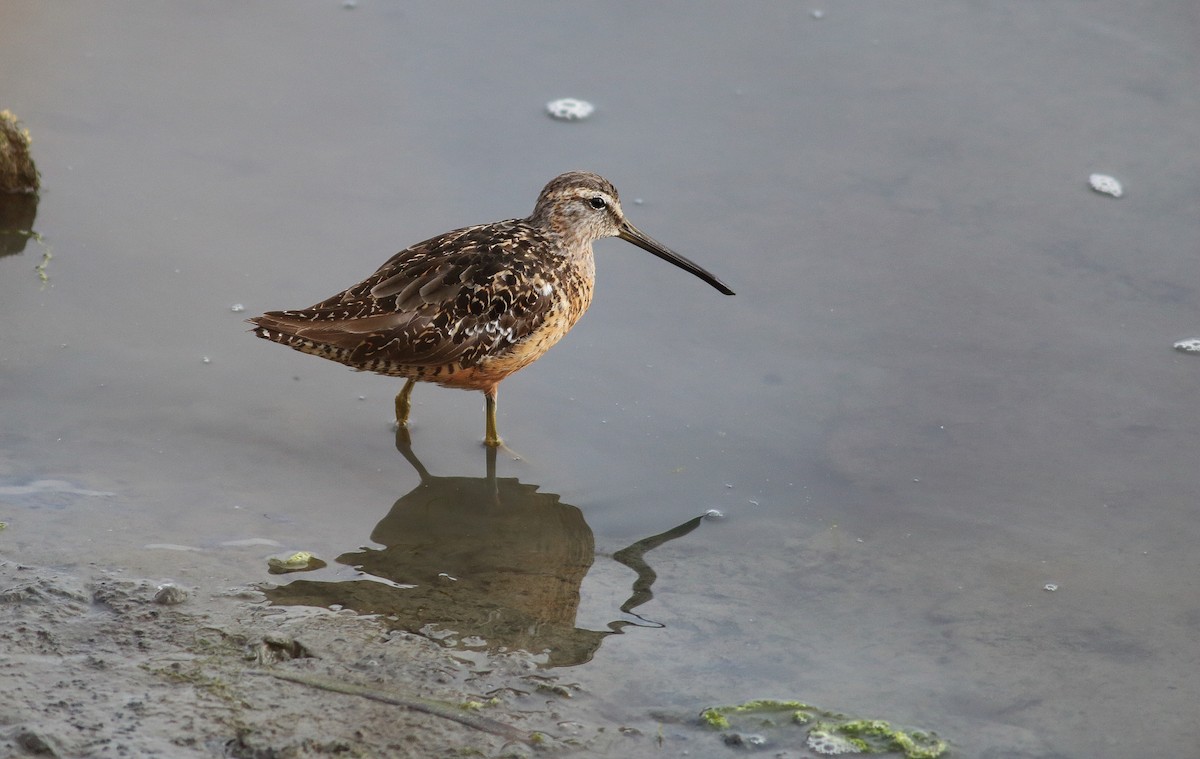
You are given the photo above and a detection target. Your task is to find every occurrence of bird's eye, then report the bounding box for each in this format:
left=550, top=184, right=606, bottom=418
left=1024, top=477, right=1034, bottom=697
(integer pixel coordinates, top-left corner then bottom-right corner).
left=588, top=196, right=607, bottom=210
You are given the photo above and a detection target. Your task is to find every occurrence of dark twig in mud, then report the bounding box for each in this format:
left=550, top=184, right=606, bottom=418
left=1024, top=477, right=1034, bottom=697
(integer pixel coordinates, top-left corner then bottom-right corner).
left=250, top=668, right=538, bottom=745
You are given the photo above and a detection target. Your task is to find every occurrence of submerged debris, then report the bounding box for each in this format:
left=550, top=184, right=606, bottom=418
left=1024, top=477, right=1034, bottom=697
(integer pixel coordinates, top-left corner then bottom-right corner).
left=33, top=247, right=51, bottom=282
left=0, top=479, right=114, bottom=498
left=252, top=669, right=537, bottom=744
left=1088, top=173, right=1122, bottom=198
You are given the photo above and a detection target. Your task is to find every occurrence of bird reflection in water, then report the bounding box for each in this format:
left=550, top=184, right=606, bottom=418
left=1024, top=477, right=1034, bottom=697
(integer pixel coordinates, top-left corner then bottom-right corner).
left=0, top=191, right=38, bottom=259
left=264, top=430, right=706, bottom=668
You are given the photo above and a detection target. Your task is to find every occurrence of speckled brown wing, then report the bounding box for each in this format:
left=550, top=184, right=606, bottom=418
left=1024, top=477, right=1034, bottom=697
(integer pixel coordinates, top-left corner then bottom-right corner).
left=250, top=220, right=563, bottom=375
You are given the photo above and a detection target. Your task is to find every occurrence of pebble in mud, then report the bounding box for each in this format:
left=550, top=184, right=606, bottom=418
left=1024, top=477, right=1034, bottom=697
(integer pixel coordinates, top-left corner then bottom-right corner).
left=153, top=583, right=188, bottom=605
left=248, top=633, right=314, bottom=664
left=15, top=729, right=60, bottom=756
left=722, top=731, right=768, bottom=747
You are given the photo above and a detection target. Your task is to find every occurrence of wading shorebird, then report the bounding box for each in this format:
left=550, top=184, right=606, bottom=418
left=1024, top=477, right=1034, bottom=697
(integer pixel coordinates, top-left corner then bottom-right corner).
left=249, top=171, right=734, bottom=446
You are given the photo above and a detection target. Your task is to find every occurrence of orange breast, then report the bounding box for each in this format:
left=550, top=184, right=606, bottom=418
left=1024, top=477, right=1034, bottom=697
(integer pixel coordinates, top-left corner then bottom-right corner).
left=436, top=271, right=594, bottom=392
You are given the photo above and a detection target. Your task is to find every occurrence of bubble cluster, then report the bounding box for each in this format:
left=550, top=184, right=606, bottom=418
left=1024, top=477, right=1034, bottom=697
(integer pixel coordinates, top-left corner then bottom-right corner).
left=807, top=729, right=862, bottom=755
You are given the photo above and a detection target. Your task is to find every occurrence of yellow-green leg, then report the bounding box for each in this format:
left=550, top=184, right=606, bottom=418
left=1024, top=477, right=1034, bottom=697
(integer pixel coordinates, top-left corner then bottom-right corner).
left=394, top=378, right=416, bottom=426
left=484, top=387, right=502, bottom=447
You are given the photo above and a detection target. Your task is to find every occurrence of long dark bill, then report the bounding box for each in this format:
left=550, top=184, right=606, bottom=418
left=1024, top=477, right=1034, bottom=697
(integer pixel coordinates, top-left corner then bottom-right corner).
left=618, top=221, right=735, bottom=296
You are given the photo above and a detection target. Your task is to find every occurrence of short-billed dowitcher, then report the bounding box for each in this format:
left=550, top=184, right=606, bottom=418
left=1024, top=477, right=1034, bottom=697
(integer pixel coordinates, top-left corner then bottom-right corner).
left=249, top=171, right=734, bottom=446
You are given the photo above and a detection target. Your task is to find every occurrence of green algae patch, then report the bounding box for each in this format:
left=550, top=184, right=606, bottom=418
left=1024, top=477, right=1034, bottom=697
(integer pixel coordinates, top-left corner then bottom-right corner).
left=267, top=551, right=327, bottom=574
left=699, top=708, right=731, bottom=730
left=701, top=699, right=813, bottom=731
left=699, top=699, right=946, bottom=758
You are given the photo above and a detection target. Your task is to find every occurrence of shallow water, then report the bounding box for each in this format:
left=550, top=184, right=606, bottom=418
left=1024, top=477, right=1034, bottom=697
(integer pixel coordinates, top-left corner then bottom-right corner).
left=2, top=2, right=1199, bottom=756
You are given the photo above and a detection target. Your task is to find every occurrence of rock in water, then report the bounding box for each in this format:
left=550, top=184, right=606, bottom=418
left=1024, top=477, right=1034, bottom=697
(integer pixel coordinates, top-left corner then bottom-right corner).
left=0, top=110, right=38, bottom=194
